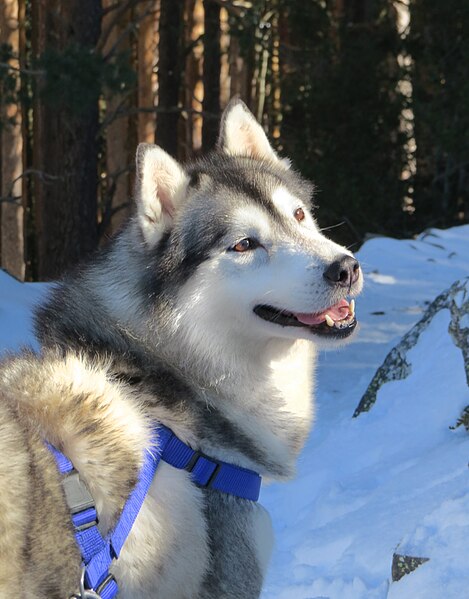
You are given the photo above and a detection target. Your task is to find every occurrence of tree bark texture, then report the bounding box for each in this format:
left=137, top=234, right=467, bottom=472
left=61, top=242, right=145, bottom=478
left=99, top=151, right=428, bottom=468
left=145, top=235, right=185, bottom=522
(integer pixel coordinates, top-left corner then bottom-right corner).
left=32, top=0, right=102, bottom=280
left=137, top=0, right=159, bottom=143
left=0, top=0, right=25, bottom=280
left=183, top=0, right=203, bottom=158
left=202, top=0, right=221, bottom=151
left=100, top=0, right=134, bottom=238
left=156, top=0, right=184, bottom=157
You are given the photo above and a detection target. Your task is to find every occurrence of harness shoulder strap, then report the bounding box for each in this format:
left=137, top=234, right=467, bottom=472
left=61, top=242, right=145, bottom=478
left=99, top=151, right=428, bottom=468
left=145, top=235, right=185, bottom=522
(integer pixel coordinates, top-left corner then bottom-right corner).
left=48, top=428, right=165, bottom=599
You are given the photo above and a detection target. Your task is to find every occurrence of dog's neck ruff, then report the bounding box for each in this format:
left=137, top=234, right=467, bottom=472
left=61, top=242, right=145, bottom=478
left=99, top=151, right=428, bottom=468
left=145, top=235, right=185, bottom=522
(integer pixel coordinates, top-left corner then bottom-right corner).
left=48, top=424, right=261, bottom=598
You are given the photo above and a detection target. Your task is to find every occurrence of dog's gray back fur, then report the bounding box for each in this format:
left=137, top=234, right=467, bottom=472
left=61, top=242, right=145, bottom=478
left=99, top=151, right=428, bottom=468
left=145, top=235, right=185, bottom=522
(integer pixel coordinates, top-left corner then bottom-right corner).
left=0, top=99, right=362, bottom=598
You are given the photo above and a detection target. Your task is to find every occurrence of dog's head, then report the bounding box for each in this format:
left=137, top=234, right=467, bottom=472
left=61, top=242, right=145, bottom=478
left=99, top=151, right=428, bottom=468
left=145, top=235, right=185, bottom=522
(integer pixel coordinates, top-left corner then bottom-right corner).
left=131, top=99, right=362, bottom=353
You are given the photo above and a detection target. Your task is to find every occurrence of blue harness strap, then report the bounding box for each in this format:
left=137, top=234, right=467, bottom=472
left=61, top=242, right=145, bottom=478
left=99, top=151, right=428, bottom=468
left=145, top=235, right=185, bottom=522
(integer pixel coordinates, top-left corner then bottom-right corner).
left=158, top=425, right=262, bottom=502
left=48, top=424, right=261, bottom=598
left=48, top=435, right=162, bottom=598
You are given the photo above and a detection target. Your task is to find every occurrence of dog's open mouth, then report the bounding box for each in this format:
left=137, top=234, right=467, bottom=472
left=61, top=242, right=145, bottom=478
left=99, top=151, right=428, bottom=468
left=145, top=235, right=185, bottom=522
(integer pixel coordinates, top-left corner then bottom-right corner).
left=253, top=298, right=357, bottom=338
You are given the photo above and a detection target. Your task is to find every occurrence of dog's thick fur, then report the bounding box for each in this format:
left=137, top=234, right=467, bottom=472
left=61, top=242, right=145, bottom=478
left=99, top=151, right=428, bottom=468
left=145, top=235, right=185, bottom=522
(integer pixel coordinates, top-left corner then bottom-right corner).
left=0, top=99, right=362, bottom=598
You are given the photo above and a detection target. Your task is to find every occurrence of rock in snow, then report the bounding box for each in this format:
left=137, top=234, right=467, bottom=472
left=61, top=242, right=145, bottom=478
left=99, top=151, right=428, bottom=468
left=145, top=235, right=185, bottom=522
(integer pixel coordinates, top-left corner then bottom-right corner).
left=391, top=553, right=429, bottom=582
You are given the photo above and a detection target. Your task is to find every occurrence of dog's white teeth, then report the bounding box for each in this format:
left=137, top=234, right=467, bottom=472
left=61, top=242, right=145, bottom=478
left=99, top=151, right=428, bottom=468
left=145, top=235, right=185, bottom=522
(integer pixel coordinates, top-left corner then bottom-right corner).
left=325, top=314, right=335, bottom=327
left=349, top=299, right=355, bottom=316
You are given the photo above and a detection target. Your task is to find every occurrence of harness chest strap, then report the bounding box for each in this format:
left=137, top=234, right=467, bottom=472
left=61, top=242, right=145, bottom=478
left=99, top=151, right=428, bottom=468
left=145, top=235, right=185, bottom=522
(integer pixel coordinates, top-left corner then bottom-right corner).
left=48, top=424, right=262, bottom=598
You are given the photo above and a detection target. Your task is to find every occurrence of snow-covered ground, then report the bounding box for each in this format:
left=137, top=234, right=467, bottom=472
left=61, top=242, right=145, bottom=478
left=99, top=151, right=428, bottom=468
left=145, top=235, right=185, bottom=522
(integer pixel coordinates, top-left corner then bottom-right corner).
left=0, top=270, right=48, bottom=353
left=1, top=225, right=468, bottom=598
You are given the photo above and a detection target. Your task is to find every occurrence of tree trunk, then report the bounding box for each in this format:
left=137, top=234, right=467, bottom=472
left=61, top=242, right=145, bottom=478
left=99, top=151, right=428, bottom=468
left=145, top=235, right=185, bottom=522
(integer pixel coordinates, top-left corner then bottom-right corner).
left=202, top=0, right=221, bottom=151
left=137, top=0, right=158, bottom=143
left=32, top=0, right=101, bottom=280
left=0, top=0, right=25, bottom=280
left=269, top=1, right=282, bottom=147
left=229, top=35, right=248, bottom=102
left=156, top=0, right=184, bottom=157
left=100, top=0, right=135, bottom=238
left=229, top=22, right=253, bottom=109
left=219, top=6, right=230, bottom=108
left=183, top=0, right=203, bottom=158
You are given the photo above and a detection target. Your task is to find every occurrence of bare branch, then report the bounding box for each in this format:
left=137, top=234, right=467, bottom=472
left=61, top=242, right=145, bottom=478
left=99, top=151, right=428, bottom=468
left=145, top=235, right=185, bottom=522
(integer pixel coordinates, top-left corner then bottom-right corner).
left=184, top=33, right=204, bottom=58
left=103, top=5, right=158, bottom=62
left=98, top=0, right=155, bottom=54
left=98, top=164, right=134, bottom=240
left=110, top=201, right=132, bottom=217
left=99, top=88, right=138, bottom=132
left=0, top=195, right=22, bottom=204
left=0, top=169, right=62, bottom=205
left=0, top=62, right=44, bottom=76
left=102, top=1, right=129, bottom=17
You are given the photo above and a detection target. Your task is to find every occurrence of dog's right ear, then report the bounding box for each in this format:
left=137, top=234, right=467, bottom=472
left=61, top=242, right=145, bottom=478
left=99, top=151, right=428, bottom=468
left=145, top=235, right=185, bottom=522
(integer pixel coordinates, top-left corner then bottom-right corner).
left=135, top=144, right=188, bottom=247
left=217, top=98, right=290, bottom=167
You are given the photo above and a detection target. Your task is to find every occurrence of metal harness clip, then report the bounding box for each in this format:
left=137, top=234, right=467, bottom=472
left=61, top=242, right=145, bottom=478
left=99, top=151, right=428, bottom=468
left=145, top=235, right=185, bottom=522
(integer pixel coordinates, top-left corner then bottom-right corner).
left=70, top=567, right=102, bottom=599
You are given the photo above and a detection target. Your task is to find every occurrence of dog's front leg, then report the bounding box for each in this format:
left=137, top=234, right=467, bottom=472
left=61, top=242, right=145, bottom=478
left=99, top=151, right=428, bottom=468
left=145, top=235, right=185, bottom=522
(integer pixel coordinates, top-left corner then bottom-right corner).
left=200, top=495, right=274, bottom=598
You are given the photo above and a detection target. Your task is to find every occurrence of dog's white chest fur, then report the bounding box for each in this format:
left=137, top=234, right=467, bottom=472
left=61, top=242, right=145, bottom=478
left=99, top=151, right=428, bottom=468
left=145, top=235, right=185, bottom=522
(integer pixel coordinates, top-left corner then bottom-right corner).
left=114, top=464, right=209, bottom=598
left=117, top=467, right=274, bottom=598
left=269, top=339, right=315, bottom=421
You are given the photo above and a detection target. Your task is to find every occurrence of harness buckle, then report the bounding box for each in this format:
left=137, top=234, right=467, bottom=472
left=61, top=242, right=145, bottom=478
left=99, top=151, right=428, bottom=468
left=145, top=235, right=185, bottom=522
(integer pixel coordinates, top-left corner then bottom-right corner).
left=62, top=470, right=96, bottom=516
left=70, top=567, right=102, bottom=599
left=185, top=450, right=202, bottom=473
left=70, top=567, right=118, bottom=599
left=95, top=573, right=118, bottom=596
left=185, top=450, right=222, bottom=489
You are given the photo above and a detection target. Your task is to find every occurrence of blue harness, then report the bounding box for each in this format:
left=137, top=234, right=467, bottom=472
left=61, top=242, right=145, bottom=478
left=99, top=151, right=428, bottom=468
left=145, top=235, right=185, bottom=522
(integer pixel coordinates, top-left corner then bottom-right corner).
left=48, top=424, right=261, bottom=599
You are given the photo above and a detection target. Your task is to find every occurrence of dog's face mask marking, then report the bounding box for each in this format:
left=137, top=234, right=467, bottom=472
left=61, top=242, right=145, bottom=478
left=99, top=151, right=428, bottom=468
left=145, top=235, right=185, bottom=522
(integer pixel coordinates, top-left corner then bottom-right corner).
left=134, top=99, right=362, bottom=349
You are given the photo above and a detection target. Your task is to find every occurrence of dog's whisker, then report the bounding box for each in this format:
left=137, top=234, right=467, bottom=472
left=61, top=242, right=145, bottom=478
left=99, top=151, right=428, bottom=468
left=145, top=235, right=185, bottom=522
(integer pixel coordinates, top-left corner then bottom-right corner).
left=319, top=221, right=345, bottom=232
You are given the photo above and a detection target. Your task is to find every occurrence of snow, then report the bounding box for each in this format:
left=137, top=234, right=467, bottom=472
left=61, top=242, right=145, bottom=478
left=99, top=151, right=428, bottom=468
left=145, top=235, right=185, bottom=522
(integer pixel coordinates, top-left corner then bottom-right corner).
left=0, top=269, right=48, bottom=353
left=1, top=225, right=469, bottom=598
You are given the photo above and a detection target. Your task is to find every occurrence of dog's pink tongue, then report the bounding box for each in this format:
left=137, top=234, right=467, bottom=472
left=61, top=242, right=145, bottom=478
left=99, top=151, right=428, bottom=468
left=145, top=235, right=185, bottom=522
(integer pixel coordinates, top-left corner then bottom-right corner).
left=295, top=299, right=349, bottom=325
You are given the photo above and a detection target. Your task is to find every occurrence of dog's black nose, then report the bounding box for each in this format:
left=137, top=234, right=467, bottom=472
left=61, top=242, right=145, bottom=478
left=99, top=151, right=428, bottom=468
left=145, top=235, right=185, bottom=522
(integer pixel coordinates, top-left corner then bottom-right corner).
left=323, top=255, right=360, bottom=288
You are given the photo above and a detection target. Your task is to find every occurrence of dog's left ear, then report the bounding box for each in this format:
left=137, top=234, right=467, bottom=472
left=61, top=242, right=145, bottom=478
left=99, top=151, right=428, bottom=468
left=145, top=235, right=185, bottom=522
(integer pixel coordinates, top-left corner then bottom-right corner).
left=218, top=98, right=290, bottom=167
left=135, top=144, right=188, bottom=247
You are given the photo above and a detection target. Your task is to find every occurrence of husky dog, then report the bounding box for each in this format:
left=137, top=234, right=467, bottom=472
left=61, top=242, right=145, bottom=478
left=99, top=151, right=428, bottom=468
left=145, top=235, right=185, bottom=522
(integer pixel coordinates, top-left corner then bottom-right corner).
left=0, top=99, right=362, bottom=598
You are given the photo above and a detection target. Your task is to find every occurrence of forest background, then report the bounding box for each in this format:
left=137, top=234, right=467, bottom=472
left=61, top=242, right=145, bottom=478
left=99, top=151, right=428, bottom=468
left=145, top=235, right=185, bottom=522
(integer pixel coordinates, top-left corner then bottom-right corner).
left=0, top=0, right=467, bottom=281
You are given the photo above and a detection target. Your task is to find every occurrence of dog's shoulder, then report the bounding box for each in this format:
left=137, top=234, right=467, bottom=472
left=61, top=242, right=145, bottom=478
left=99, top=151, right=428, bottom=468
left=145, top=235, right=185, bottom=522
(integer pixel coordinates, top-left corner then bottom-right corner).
left=0, top=350, right=151, bottom=522
left=0, top=349, right=147, bottom=440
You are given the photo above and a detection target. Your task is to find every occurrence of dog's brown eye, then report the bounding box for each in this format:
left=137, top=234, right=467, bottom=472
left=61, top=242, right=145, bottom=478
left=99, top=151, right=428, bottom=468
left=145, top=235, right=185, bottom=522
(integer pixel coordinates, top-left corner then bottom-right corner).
left=232, top=238, right=257, bottom=252
left=294, top=207, right=305, bottom=222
